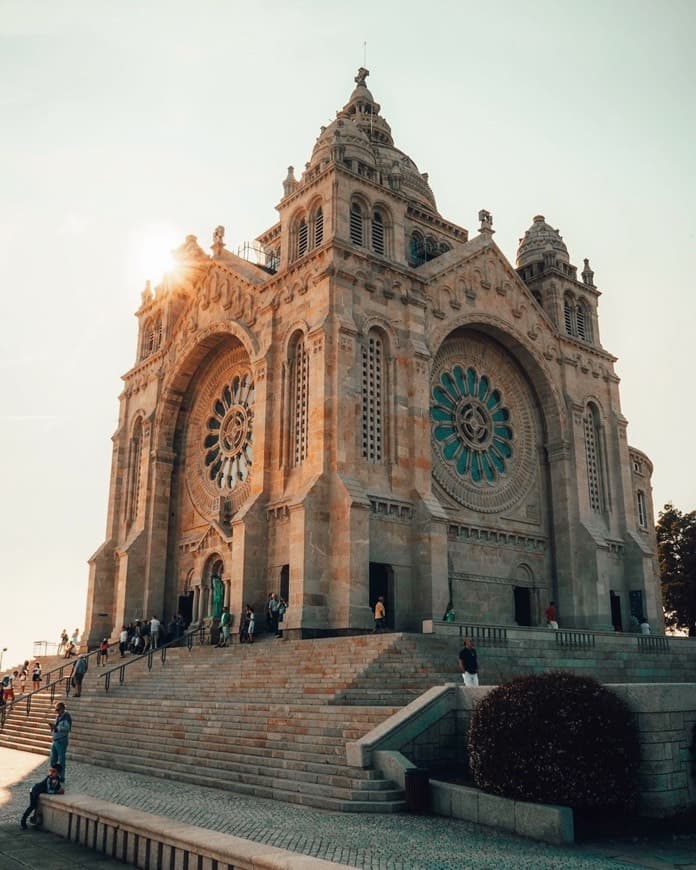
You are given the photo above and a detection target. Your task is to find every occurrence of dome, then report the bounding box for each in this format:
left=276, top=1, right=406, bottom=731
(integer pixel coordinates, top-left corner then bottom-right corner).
left=516, top=215, right=570, bottom=269
left=310, top=115, right=377, bottom=172
left=307, top=68, right=437, bottom=211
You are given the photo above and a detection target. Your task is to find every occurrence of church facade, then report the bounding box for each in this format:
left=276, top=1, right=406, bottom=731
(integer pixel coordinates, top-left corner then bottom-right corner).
left=84, top=69, right=662, bottom=646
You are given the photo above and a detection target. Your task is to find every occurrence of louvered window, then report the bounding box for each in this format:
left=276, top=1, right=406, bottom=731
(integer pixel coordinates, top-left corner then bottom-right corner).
left=361, top=333, right=384, bottom=461
left=576, top=304, right=587, bottom=340
left=563, top=299, right=574, bottom=336
left=350, top=202, right=364, bottom=246
left=291, top=338, right=309, bottom=466
left=297, top=219, right=308, bottom=258
left=372, top=211, right=385, bottom=255
left=314, top=208, right=324, bottom=247
left=584, top=406, right=604, bottom=513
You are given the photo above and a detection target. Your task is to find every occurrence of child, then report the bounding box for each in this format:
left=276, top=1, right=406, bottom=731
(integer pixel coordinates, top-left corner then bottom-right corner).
left=20, top=764, right=64, bottom=828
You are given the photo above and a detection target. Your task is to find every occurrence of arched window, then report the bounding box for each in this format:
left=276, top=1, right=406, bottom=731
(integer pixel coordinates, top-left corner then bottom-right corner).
left=637, top=490, right=647, bottom=528
left=290, top=335, right=309, bottom=466
left=312, top=206, right=324, bottom=248
left=409, top=231, right=425, bottom=266
left=576, top=301, right=593, bottom=342
left=297, top=217, right=308, bottom=258
left=361, top=330, right=385, bottom=462
left=350, top=201, right=364, bottom=246
left=372, top=210, right=385, bottom=256
left=126, top=417, right=143, bottom=526
left=583, top=403, right=605, bottom=513
left=425, top=236, right=438, bottom=262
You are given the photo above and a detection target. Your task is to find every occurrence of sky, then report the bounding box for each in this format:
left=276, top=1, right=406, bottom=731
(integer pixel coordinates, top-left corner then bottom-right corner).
left=1, top=0, right=694, bottom=670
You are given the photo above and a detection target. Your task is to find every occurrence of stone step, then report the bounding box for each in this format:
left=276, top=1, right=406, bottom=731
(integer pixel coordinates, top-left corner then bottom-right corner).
left=72, top=748, right=404, bottom=811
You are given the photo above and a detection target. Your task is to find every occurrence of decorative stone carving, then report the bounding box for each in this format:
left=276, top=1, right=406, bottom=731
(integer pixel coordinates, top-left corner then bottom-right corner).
left=431, top=334, right=537, bottom=513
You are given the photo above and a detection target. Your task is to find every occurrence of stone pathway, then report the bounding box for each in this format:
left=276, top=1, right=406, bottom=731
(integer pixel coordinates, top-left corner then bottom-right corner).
left=1, top=748, right=695, bottom=869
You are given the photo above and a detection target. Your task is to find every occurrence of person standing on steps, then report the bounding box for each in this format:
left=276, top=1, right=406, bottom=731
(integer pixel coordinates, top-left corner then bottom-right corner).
left=458, top=637, right=480, bottom=687
left=150, top=614, right=161, bottom=649
left=373, top=596, right=386, bottom=632
left=268, top=592, right=280, bottom=637
left=277, top=597, right=287, bottom=638
left=48, top=702, right=72, bottom=783
left=31, top=661, right=42, bottom=692
left=247, top=605, right=256, bottom=644
left=70, top=655, right=88, bottom=697
left=545, top=601, right=559, bottom=629
left=218, top=606, right=231, bottom=647
left=118, top=625, right=128, bottom=657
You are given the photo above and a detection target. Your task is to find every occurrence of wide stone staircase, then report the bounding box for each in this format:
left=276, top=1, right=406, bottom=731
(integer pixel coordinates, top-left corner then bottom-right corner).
left=2, top=630, right=695, bottom=813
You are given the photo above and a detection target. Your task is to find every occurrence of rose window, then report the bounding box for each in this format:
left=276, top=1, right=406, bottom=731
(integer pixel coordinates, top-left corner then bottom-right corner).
left=203, top=375, right=254, bottom=490
left=432, top=365, right=513, bottom=484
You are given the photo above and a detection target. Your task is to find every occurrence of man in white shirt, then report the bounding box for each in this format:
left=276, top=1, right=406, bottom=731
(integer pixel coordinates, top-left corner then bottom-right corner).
left=150, top=615, right=161, bottom=649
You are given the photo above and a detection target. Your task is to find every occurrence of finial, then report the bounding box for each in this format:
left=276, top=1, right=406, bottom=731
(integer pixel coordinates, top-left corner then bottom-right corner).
left=141, top=280, right=153, bottom=304
left=355, top=67, right=369, bottom=87
left=478, top=209, right=494, bottom=235
left=282, top=165, right=297, bottom=198
left=212, top=225, right=225, bottom=257
left=582, top=257, right=595, bottom=287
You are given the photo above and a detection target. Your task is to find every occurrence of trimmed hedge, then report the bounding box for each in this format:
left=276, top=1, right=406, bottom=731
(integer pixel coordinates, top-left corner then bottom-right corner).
left=468, top=672, right=640, bottom=810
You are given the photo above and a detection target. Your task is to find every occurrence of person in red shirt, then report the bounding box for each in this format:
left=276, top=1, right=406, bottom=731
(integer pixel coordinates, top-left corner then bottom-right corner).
left=545, top=601, right=559, bottom=629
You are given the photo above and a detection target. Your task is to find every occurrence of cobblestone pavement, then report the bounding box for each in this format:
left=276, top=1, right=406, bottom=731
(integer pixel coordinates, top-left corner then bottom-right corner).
left=1, top=748, right=696, bottom=869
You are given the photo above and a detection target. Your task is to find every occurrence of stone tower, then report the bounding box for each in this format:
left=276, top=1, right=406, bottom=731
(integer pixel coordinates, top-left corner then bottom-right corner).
left=84, top=69, right=662, bottom=646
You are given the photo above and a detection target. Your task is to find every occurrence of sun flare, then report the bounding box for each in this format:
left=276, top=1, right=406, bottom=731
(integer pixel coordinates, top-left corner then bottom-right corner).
left=127, top=222, right=184, bottom=288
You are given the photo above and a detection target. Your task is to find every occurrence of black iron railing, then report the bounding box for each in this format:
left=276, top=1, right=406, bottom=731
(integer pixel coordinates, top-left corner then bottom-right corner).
left=0, top=674, right=72, bottom=730
left=99, top=626, right=213, bottom=692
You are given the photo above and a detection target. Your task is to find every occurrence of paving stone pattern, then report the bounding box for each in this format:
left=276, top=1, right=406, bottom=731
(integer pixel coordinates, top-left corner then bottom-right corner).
left=2, top=750, right=696, bottom=869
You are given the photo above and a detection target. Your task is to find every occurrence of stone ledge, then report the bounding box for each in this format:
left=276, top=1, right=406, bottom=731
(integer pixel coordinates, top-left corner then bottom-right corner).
left=40, top=793, right=355, bottom=869
left=430, top=780, right=574, bottom=845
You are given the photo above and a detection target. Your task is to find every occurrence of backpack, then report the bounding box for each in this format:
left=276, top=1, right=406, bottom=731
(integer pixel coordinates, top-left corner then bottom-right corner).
left=76, top=658, right=87, bottom=675
left=1, top=676, right=9, bottom=687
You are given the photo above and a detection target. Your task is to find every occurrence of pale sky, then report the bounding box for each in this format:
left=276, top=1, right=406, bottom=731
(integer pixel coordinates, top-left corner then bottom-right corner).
left=1, top=0, right=694, bottom=669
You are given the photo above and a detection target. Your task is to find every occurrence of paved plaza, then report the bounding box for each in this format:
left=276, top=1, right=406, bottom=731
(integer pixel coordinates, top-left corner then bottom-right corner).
left=1, top=748, right=696, bottom=869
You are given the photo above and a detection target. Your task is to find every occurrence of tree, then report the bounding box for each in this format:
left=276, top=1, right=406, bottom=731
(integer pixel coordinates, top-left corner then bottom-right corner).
left=657, top=503, right=696, bottom=635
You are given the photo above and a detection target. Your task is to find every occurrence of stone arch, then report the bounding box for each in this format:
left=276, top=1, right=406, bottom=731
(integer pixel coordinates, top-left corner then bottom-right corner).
left=280, top=319, right=310, bottom=358
left=429, top=312, right=568, bottom=449
left=155, top=323, right=259, bottom=452
left=358, top=315, right=400, bottom=350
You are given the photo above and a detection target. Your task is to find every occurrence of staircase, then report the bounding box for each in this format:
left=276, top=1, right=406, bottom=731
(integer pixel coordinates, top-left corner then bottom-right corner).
left=2, top=631, right=694, bottom=813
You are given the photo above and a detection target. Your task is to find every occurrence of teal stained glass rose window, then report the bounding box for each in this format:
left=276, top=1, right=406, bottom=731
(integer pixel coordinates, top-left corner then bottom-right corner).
left=432, top=365, right=512, bottom=484
left=203, top=374, right=254, bottom=490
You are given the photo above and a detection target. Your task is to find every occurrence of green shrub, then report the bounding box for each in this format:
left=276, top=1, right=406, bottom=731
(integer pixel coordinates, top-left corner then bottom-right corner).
left=468, top=672, right=640, bottom=810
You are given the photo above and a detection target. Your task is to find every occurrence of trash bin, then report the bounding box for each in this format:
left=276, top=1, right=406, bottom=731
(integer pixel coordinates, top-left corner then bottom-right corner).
left=404, top=767, right=430, bottom=812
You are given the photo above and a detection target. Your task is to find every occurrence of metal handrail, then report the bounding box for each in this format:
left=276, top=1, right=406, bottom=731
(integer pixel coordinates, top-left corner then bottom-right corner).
left=0, top=674, right=72, bottom=730
left=99, top=625, right=212, bottom=692
left=40, top=640, right=120, bottom=687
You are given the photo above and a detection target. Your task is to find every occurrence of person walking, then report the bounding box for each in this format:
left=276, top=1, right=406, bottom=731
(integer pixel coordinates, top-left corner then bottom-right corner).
left=97, top=638, right=109, bottom=666
left=458, top=637, right=480, bottom=687
left=58, top=629, right=68, bottom=655
left=373, top=596, right=386, bottom=632
left=48, top=702, right=72, bottom=783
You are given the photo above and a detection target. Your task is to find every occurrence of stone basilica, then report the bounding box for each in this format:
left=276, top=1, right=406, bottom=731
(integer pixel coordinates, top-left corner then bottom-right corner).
left=84, top=69, right=662, bottom=647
